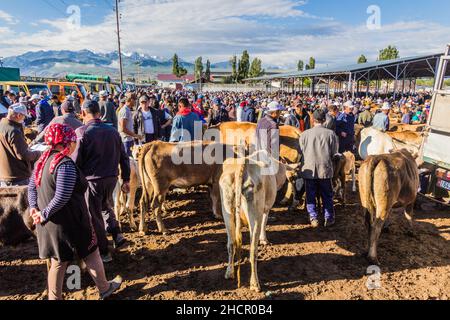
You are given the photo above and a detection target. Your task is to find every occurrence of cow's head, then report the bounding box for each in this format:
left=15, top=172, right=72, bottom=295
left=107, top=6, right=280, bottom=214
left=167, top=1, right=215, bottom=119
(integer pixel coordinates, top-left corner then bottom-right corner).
left=131, top=145, right=144, bottom=161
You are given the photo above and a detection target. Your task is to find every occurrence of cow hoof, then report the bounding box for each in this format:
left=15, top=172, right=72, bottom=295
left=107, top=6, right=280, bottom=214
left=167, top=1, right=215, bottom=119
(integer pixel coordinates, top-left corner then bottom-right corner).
left=367, top=255, right=380, bottom=266
left=259, top=240, right=271, bottom=247
left=250, top=284, right=261, bottom=293
left=213, top=215, right=223, bottom=221
left=279, top=199, right=289, bottom=206
left=162, top=231, right=169, bottom=236
left=225, top=270, right=235, bottom=280
left=138, top=231, right=147, bottom=237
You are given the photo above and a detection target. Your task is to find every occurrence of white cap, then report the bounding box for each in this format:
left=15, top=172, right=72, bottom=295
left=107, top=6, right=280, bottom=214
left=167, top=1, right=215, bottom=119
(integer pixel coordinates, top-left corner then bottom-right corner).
left=31, top=94, right=41, bottom=101
left=382, top=102, right=391, bottom=110
left=344, top=101, right=354, bottom=108
left=99, top=90, right=109, bottom=97
left=267, top=101, right=284, bottom=112
left=9, top=103, right=28, bottom=116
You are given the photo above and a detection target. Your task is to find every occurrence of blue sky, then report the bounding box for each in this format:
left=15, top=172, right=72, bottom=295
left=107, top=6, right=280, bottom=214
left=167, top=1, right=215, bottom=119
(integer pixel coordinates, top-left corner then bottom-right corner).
left=1, top=0, right=449, bottom=67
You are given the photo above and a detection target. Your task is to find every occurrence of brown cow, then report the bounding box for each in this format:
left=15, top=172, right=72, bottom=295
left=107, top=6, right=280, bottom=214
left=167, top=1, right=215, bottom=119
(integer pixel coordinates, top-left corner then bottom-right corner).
left=387, top=131, right=423, bottom=146
left=389, top=124, right=425, bottom=133
left=138, top=141, right=236, bottom=235
left=0, top=187, right=35, bottom=246
left=358, top=149, right=419, bottom=265
left=332, top=151, right=357, bottom=205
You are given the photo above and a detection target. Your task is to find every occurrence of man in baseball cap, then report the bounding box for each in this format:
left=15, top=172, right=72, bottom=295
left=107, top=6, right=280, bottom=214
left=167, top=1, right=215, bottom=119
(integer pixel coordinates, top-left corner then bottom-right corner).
left=256, top=101, right=284, bottom=156
left=0, top=103, right=41, bottom=187
left=336, top=100, right=356, bottom=153
left=372, top=102, right=391, bottom=132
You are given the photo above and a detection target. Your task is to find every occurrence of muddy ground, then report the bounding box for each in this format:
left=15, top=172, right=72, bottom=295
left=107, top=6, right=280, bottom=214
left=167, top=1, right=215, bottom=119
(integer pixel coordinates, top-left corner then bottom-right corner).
left=0, top=182, right=449, bottom=300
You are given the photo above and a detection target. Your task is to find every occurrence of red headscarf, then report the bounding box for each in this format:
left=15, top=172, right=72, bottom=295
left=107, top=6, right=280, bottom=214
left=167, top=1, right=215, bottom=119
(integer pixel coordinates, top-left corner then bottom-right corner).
left=34, top=124, right=77, bottom=187
left=177, top=105, right=192, bottom=116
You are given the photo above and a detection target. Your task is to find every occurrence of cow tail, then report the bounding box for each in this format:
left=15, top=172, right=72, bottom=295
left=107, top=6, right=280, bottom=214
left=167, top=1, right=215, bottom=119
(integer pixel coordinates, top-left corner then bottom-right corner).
left=138, top=144, right=152, bottom=216
left=365, top=157, right=379, bottom=221
left=234, top=161, right=246, bottom=288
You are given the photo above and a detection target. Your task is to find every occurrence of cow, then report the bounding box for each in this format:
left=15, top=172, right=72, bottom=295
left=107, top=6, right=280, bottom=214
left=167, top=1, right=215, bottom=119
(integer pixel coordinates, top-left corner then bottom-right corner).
left=0, top=187, right=35, bottom=246
left=358, top=127, right=420, bottom=161
left=389, top=124, right=425, bottom=133
left=219, top=151, right=293, bottom=292
left=114, top=156, right=141, bottom=231
left=358, top=149, right=420, bottom=265
left=332, top=151, right=357, bottom=205
left=211, top=122, right=302, bottom=208
left=138, top=141, right=236, bottom=236
left=387, top=131, right=423, bottom=146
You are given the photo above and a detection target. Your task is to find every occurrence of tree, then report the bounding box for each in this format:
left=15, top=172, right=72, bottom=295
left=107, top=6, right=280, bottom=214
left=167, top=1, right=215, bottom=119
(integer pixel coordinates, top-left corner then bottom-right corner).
left=249, top=58, right=264, bottom=78
left=230, top=55, right=238, bottom=83
left=357, top=54, right=368, bottom=64
left=172, top=53, right=187, bottom=77
left=378, top=45, right=400, bottom=61
left=205, top=59, right=211, bottom=82
left=297, top=60, right=304, bottom=71
left=305, top=64, right=311, bottom=70
left=194, top=56, right=203, bottom=81
left=238, top=50, right=250, bottom=81
left=308, top=57, right=316, bottom=70
left=172, top=53, right=180, bottom=76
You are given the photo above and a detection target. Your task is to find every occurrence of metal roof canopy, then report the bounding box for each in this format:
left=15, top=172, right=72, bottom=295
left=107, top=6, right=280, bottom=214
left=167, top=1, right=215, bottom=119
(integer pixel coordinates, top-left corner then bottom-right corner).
left=245, top=53, right=445, bottom=82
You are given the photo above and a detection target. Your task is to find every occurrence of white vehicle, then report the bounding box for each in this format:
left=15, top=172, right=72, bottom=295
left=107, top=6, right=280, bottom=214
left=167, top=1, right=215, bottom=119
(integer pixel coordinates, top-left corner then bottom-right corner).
left=420, top=44, right=450, bottom=205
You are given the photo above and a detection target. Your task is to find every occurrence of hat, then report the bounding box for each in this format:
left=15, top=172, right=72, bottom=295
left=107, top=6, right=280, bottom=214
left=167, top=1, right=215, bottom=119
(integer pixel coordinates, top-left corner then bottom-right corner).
left=313, top=109, right=326, bottom=122
left=19, top=97, right=28, bottom=104
left=99, top=90, right=109, bottom=97
left=31, top=94, right=41, bottom=101
left=139, top=95, right=149, bottom=103
left=39, top=90, right=48, bottom=96
left=9, top=103, right=28, bottom=116
left=382, top=102, right=391, bottom=110
left=267, top=101, right=284, bottom=112
left=61, top=101, right=75, bottom=113
left=344, top=101, right=354, bottom=108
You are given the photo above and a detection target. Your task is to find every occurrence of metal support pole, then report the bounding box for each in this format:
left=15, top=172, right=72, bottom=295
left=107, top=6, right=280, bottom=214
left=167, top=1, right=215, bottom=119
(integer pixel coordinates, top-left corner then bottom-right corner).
left=115, top=0, right=124, bottom=91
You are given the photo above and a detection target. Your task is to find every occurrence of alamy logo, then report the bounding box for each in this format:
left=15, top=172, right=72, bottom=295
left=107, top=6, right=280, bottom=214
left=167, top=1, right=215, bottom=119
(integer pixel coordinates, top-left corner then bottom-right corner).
left=366, top=265, right=382, bottom=290
left=367, top=5, right=381, bottom=30
left=66, top=265, right=81, bottom=290
left=67, top=5, right=81, bottom=30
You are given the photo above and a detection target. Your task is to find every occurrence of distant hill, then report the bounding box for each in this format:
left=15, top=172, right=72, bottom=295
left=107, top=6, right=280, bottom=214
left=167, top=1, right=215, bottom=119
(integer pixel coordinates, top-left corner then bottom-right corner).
left=2, top=50, right=289, bottom=79
left=2, top=50, right=195, bottom=79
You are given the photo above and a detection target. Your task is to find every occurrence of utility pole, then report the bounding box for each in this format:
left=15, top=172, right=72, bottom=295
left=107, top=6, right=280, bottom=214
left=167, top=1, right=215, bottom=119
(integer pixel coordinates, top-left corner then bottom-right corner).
left=115, top=0, right=124, bottom=91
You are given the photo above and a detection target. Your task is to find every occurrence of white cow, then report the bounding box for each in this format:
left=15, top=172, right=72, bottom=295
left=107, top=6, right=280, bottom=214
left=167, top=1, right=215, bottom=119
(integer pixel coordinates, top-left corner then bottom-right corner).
left=219, top=151, right=296, bottom=292
left=358, top=127, right=420, bottom=160
left=114, top=157, right=141, bottom=231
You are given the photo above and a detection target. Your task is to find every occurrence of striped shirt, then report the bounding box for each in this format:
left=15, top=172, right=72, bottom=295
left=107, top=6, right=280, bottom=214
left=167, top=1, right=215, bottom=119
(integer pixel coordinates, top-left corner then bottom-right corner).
left=28, top=162, right=77, bottom=222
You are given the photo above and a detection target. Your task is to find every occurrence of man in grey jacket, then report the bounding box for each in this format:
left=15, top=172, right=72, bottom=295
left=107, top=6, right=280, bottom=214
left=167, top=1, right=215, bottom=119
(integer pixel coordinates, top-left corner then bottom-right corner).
left=299, top=109, right=339, bottom=228
left=32, top=100, right=83, bottom=145
left=99, top=91, right=118, bottom=128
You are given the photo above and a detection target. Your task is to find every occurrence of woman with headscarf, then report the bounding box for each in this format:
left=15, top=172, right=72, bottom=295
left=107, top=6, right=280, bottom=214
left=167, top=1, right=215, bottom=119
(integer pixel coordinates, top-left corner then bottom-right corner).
left=28, top=123, right=122, bottom=300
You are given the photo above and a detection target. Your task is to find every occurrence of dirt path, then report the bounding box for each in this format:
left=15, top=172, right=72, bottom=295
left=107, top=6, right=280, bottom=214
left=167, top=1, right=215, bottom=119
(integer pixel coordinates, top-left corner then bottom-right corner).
left=1, top=185, right=449, bottom=300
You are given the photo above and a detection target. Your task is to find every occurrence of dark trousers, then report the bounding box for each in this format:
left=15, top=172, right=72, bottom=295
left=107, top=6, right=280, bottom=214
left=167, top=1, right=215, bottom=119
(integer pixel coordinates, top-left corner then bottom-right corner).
left=85, top=177, right=120, bottom=255
left=123, top=140, right=134, bottom=157
left=339, top=136, right=354, bottom=153
left=145, top=134, right=157, bottom=143
left=305, top=179, right=335, bottom=221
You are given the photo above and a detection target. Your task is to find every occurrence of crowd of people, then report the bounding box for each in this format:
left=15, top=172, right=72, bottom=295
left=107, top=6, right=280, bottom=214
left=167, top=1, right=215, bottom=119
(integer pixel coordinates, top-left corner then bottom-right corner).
left=0, top=85, right=432, bottom=300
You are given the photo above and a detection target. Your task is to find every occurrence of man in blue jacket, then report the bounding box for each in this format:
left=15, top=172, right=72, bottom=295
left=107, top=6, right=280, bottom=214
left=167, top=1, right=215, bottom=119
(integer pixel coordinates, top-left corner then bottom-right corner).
left=170, top=98, right=201, bottom=142
left=336, top=101, right=355, bottom=153
left=35, top=90, right=55, bottom=133
left=241, top=100, right=257, bottom=123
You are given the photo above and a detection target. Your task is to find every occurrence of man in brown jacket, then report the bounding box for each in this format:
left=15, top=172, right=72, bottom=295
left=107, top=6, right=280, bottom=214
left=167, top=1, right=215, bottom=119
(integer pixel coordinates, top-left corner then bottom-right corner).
left=0, top=104, right=41, bottom=187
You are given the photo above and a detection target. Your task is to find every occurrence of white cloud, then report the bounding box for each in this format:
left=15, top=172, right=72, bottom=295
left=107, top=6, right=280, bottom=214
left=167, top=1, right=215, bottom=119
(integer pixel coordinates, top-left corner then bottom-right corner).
left=0, top=0, right=448, bottom=69
left=0, top=10, right=19, bottom=25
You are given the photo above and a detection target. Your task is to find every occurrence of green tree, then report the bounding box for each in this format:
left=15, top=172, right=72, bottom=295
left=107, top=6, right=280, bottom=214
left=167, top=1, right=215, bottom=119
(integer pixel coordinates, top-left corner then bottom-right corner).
left=194, top=56, right=203, bottom=81
left=378, top=45, right=400, bottom=61
left=297, top=60, right=304, bottom=71
left=205, top=59, right=211, bottom=82
left=172, top=53, right=180, bottom=76
left=308, top=57, right=316, bottom=70
left=357, top=54, right=368, bottom=64
left=238, top=50, right=250, bottom=81
left=172, top=53, right=187, bottom=77
left=305, top=64, right=311, bottom=70
left=230, top=55, right=238, bottom=83
left=249, top=58, right=264, bottom=78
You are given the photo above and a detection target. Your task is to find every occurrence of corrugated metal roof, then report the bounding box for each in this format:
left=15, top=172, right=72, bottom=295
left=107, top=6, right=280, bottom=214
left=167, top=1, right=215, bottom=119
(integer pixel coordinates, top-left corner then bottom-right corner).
left=245, top=53, right=443, bottom=81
